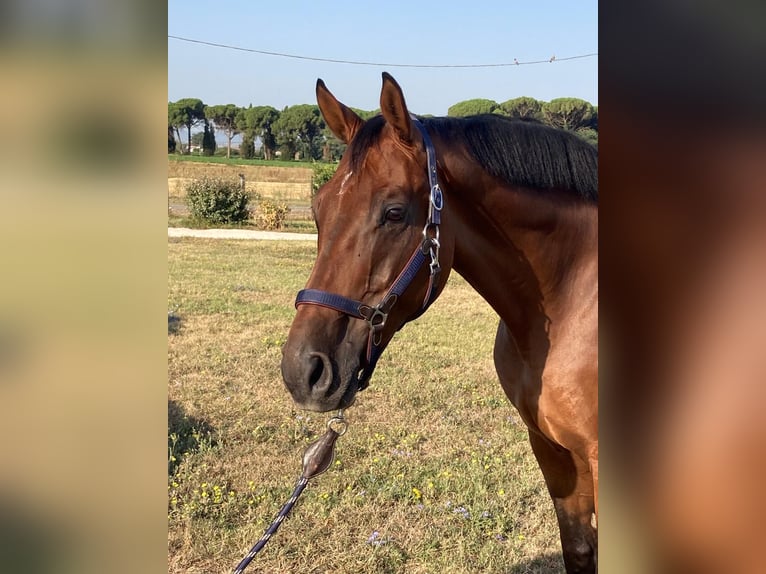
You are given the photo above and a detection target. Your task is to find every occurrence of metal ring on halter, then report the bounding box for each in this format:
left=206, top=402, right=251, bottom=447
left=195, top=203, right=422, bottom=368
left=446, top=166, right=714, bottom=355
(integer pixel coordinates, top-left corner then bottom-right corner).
left=422, top=221, right=440, bottom=242
left=326, top=414, right=348, bottom=436
left=430, top=185, right=444, bottom=211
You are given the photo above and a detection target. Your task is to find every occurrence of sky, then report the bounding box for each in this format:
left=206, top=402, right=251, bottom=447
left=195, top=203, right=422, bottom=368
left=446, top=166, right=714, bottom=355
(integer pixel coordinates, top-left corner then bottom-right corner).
left=168, top=1, right=597, bottom=117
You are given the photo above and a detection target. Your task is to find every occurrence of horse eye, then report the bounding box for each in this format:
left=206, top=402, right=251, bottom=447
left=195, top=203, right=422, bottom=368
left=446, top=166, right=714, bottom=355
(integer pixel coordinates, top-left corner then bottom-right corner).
left=385, top=207, right=406, bottom=222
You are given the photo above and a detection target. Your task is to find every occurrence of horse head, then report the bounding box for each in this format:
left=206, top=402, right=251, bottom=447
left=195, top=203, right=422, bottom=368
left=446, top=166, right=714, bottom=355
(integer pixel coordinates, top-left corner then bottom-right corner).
left=280, top=73, right=454, bottom=412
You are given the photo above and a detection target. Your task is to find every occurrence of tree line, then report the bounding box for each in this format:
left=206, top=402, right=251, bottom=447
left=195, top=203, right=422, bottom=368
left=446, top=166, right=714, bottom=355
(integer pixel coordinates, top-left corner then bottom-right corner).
left=168, top=95, right=597, bottom=161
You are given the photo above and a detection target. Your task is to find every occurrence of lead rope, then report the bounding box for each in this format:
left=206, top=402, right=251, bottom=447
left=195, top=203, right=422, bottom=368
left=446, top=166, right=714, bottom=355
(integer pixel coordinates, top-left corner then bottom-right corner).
left=232, top=411, right=348, bottom=574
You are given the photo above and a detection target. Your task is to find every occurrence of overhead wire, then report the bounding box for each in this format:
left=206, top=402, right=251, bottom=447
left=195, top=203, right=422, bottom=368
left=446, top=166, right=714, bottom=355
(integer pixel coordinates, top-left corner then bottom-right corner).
left=168, top=35, right=597, bottom=68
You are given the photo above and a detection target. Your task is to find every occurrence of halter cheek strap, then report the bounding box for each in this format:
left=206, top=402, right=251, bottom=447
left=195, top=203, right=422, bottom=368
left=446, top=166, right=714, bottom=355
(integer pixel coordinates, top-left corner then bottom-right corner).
left=294, top=117, right=443, bottom=389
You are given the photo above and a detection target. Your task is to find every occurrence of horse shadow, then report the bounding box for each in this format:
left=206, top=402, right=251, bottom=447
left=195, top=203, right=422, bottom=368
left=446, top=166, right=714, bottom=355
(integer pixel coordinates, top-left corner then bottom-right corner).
left=168, top=399, right=216, bottom=475
left=168, top=311, right=182, bottom=335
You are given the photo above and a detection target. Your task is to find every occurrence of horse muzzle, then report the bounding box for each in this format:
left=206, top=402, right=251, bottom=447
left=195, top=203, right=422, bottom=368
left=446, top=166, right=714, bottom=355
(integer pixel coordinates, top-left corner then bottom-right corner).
left=280, top=342, right=363, bottom=412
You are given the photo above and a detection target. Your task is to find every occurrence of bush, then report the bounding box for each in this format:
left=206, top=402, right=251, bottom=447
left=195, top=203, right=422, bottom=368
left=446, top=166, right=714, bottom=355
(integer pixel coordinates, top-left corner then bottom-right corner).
left=185, top=177, right=251, bottom=224
left=311, top=162, right=338, bottom=195
left=255, top=199, right=290, bottom=230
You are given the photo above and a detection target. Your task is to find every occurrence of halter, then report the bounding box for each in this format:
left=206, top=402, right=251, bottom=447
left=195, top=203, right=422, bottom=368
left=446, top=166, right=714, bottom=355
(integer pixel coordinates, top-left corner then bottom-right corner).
left=294, top=117, right=443, bottom=389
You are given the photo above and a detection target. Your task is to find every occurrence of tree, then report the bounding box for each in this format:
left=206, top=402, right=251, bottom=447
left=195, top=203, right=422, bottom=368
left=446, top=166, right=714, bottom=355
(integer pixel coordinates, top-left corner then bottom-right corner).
left=272, top=104, right=324, bottom=160
left=575, top=128, right=598, bottom=147
left=319, top=123, right=345, bottom=161
left=239, top=133, right=255, bottom=159
left=447, top=98, right=499, bottom=117
left=190, top=131, right=205, bottom=148
left=498, top=96, right=543, bottom=120
left=240, top=105, right=279, bottom=160
left=318, top=107, right=377, bottom=161
left=205, top=104, right=242, bottom=159
left=168, top=126, right=176, bottom=153
left=350, top=107, right=379, bottom=120
left=169, top=98, right=205, bottom=154
left=577, top=106, right=598, bottom=146
left=236, top=106, right=255, bottom=159
left=201, top=121, right=216, bottom=156
left=168, top=102, right=185, bottom=153
left=541, top=98, right=594, bottom=131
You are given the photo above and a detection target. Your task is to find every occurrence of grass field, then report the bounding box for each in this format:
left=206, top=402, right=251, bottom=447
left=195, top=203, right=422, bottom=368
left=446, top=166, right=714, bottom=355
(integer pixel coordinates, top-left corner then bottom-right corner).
left=168, top=238, right=563, bottom=573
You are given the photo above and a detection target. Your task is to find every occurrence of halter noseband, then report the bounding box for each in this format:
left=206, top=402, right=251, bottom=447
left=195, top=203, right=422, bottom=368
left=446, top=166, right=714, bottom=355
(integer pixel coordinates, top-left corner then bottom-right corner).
left=295, top=117, right=443, bottom=389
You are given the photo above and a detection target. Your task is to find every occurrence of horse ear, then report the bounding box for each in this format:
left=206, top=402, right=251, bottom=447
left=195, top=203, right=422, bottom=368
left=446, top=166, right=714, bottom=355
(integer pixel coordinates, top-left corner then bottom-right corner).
left=380, top=72, right=412, bottom=143
left=316, top=78, right=364, bottom=144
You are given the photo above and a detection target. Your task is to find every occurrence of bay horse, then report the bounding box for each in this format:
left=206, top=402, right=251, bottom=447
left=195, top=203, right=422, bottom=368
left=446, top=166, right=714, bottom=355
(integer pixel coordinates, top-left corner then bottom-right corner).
left=281, top=73, right=598, bottom=573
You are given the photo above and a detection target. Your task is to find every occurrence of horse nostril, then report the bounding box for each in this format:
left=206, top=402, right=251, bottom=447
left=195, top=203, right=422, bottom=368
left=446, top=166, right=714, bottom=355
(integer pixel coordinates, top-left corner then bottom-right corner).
left=306, top=352, right=334, bottom=394
left=308, top=355, right=324, bottom=387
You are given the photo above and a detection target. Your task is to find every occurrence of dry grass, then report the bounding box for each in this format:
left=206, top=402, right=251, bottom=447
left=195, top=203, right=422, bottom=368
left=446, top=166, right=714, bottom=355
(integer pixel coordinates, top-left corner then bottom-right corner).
left=168, top=238, right=563, bottom=573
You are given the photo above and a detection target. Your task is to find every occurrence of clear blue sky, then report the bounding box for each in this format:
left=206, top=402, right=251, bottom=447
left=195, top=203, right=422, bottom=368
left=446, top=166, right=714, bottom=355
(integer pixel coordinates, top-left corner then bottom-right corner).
left=168, top=1, right=597, bottom=116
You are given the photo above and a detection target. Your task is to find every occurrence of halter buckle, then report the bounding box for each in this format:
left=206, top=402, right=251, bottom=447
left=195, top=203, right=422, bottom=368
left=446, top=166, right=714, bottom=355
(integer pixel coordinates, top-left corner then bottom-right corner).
left=421, top=230, right=441, bottom=277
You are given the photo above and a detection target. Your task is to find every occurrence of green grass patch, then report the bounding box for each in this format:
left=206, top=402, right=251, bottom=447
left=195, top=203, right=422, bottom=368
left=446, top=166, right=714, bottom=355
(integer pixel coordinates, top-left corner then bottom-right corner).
left=169, top=155, right=317, bottom=169
left=168, top=239, right=563, bottom=573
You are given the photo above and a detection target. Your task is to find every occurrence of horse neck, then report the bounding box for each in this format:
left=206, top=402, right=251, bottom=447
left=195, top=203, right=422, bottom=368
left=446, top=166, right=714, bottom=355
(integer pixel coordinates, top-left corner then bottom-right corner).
left=444, top=167, right=597, bottom=354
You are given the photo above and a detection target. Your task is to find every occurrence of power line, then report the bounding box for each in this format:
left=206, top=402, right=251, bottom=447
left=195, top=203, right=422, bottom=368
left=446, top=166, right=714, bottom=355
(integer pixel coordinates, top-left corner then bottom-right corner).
left=168, top=35, right=597, bottom=68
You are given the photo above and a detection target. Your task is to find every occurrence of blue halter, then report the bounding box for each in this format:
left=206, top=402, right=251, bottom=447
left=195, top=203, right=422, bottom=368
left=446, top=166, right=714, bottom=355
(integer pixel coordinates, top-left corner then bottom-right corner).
left=294, top=117, right=443, bottom=389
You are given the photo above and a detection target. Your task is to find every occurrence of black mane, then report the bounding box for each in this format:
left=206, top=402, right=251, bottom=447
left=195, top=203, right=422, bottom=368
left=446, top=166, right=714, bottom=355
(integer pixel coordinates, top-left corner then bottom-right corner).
left=348, top=114, right=598, bottom=203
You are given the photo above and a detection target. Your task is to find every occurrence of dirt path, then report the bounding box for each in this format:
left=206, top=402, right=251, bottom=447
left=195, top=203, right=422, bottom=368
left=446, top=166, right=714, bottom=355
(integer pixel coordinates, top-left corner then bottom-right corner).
left=168, top=227, right=317, bottom=241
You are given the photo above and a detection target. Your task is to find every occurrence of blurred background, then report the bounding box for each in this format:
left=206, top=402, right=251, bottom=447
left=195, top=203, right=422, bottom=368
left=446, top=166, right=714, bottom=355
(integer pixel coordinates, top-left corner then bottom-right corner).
left=0, top=1, right=166, bottom=572
left=1, top=1, right=764, bottom=572
left=600, top=1, right=766, bottom=572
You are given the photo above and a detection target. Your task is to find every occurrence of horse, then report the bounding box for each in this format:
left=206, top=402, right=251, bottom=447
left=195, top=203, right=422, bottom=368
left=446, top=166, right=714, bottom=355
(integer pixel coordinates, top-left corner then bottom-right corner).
left=281, top=73, right=598, bottom=573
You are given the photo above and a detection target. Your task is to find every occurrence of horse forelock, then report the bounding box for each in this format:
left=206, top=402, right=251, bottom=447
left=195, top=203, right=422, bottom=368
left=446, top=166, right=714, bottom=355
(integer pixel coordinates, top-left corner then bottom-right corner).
left=347, top=115, right=386, bottom=174
left=345, top=115, right=428, bottom=185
